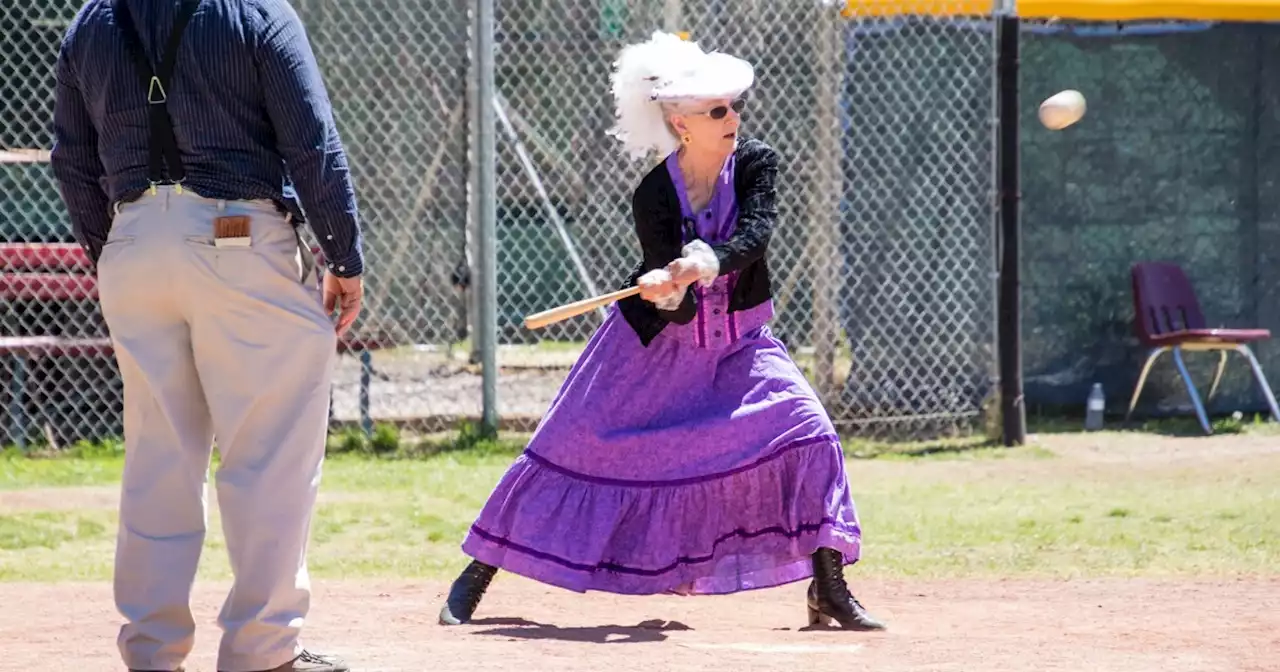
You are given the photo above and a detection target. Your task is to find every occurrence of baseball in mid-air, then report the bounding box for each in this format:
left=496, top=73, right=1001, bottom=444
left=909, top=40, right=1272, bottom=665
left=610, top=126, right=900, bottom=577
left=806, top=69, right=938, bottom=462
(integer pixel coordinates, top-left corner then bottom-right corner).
left=1038, top=89, right=1087, bottom=130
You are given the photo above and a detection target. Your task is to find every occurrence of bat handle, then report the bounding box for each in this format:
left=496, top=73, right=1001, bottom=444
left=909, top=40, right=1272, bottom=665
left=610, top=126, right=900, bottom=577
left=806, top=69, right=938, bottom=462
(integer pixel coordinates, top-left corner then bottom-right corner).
left=523, top=285, right=643, bottom=330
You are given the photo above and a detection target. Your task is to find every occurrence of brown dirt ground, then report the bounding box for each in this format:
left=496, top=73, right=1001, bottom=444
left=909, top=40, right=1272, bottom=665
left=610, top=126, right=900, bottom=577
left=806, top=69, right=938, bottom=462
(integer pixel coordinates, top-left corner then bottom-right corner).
left=0, top=576, right=1276, bottom=672
left=2, top=431, right=1277, bottom=671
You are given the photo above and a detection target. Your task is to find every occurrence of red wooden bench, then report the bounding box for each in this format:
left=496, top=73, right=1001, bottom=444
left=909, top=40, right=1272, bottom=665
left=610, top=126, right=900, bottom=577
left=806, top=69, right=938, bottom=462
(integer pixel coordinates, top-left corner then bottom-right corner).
left=1, top=242, right=387, bottom=450
left=0, top=243, right=113, bottom=451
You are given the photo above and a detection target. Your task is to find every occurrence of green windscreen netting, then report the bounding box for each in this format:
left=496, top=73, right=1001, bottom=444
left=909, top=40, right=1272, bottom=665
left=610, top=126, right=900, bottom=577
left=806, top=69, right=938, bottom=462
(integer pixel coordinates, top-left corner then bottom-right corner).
left=840, top=18, right=1280, bottom=420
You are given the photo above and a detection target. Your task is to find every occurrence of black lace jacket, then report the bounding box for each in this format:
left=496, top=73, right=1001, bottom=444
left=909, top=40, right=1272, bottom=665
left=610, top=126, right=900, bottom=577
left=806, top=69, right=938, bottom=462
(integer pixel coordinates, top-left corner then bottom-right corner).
left=617, top=136, right=779, bottom=346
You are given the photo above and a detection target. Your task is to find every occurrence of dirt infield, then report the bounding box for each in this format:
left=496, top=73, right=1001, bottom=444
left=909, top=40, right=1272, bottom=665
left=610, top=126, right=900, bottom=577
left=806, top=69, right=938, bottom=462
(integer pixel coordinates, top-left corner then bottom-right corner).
left=3, top=429, right=1276, bottom=670
left=2, top=576, right=1276, bottom=672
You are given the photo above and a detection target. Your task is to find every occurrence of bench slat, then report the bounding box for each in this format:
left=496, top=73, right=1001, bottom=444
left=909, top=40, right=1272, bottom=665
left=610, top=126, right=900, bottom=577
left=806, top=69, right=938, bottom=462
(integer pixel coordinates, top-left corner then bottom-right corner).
left=0, top=273, right=98, bottom=301
left=0, top=336, right=114, bottom=358
left=0, top=243, right=92, bottom=273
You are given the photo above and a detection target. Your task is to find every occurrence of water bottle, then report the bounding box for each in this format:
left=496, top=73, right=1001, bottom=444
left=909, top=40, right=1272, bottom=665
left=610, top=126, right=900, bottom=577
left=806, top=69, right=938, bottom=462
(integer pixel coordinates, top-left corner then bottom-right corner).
left=1085, top=382, right=1106, bottom=431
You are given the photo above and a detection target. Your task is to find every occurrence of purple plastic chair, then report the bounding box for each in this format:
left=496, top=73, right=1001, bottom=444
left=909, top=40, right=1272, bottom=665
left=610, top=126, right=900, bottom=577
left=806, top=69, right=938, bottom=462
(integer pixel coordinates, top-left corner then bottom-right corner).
left=1127, top=261, right=1280, bottom=434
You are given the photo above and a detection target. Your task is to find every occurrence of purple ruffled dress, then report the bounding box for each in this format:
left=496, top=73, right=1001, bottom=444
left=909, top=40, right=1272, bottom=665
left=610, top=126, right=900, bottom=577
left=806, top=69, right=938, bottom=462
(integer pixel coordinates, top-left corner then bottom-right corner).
left=460, top=149, right=863, bottom=595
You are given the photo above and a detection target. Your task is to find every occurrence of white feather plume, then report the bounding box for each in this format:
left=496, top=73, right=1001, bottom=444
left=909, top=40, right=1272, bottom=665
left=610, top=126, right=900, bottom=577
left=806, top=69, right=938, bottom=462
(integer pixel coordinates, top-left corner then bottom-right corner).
left=605, top=31, right=707, bottom=162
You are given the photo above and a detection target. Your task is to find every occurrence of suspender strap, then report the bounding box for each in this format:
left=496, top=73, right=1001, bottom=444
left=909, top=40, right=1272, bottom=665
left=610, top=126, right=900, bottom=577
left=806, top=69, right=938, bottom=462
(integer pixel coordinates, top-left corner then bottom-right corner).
left=113, top=0, right=202, bottom=188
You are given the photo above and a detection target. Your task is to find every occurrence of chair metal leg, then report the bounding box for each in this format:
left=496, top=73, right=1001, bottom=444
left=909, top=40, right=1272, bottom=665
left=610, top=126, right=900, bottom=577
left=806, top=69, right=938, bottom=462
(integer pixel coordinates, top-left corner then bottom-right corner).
left=1171, top=346, right=1212, bottom=435
left=1235, top=345, right=1280, bottom=423
left=1127, top=347, right=1168, bottom=422
left=1206, top=350, right=1229, bottom=404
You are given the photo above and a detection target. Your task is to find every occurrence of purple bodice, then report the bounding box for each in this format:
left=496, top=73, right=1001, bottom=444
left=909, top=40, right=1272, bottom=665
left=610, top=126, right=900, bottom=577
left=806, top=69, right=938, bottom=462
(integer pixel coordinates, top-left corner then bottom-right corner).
left=664, top=149, right=774, bottom=350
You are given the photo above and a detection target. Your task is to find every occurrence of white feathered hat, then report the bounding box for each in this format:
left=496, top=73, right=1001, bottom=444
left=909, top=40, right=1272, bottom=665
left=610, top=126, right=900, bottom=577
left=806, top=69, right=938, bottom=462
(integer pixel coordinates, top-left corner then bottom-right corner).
left=606, top=31, right=755, bottom=161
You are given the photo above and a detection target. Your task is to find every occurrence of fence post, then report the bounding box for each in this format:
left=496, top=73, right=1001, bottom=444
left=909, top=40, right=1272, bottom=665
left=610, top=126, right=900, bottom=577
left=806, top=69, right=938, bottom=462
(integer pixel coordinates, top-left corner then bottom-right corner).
left=809, top=4, right=842, bottom=404
left=466, top=0, right=481, bottom=364
left=996, top=2, right=1026, bottom=446
left=477, top=0, right=499, bottom=436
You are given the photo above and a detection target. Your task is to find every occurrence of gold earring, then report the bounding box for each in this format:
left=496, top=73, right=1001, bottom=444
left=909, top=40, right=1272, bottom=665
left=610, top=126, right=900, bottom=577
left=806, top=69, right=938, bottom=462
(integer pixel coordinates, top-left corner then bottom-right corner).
left=682, top=133, right=691, bottom=145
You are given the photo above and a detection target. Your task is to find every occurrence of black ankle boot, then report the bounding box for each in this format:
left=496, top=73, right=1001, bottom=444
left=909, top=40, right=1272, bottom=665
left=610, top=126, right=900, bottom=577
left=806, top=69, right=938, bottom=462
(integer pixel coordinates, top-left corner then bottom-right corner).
left=438, top=559, right=498, bottom=625
left=806, top=547, right=885, bottom=631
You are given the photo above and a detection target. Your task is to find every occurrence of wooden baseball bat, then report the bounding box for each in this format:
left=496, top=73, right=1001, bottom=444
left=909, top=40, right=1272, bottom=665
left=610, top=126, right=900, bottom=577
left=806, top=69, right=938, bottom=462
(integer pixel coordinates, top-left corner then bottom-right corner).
left=523, top=285, right=642, bottom=330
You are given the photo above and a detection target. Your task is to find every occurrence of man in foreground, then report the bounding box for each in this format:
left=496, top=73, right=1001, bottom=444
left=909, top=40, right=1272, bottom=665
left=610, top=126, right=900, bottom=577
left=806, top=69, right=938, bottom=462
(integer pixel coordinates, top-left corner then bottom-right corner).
left=51, top=1, right=364, bottom=670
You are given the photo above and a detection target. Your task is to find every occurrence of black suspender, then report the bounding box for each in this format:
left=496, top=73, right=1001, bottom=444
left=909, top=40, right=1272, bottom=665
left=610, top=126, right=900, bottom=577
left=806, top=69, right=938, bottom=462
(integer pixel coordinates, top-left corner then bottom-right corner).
left=113, top=0, right=202, bottom=193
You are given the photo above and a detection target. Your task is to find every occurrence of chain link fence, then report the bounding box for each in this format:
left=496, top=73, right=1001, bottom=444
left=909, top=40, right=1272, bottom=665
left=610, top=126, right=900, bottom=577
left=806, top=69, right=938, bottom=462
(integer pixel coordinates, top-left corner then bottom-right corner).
left=483, top=0, right=1000, bottom=439
left=2, top=1, right=124, bottom=449
left=2, top=0, right=1008, bottom=449
left=837, top=9, right=999, bottom=434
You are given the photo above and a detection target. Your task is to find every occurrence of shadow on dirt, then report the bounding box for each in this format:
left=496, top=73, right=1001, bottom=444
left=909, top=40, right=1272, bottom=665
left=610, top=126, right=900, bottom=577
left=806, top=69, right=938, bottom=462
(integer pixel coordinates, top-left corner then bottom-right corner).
left=467, top=617, right=692, bottom=644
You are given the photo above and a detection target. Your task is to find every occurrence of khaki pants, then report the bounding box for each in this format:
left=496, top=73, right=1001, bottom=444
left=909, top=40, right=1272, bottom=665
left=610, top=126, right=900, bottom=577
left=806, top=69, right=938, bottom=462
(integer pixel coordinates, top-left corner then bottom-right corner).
left=99, top=187, right=337, bottom=672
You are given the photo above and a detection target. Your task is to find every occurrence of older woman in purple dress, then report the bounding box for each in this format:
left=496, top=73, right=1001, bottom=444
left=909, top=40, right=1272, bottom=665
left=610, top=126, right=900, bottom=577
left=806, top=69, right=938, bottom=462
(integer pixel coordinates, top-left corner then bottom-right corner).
left=437, top=31, right=884, bottom=632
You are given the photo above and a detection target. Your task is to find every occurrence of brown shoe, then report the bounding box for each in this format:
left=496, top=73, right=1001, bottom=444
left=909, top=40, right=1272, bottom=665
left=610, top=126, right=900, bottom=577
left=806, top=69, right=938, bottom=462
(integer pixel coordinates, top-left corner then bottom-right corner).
left=221, top=651, right=350, bottom=672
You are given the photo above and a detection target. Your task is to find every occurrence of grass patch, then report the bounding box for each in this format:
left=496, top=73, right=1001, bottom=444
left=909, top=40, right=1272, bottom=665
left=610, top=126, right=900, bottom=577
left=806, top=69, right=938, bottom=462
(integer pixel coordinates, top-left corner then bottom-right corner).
left=860, top=461, right=1278, bottom=578
left=0, top=511, right=110, bottom=550
left=0, top=451, right=126, bottom=489
left=0, top=510, right=118, bottom=581
left=2, top=424, right=1276, bottom=583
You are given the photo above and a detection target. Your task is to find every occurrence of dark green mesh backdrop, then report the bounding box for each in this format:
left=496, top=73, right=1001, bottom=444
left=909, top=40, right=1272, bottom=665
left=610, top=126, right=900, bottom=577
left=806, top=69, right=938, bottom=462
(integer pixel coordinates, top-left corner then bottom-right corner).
left=837, top=18, right=1280, bottom=422
left=1017, top=20, right=1280, bottom=417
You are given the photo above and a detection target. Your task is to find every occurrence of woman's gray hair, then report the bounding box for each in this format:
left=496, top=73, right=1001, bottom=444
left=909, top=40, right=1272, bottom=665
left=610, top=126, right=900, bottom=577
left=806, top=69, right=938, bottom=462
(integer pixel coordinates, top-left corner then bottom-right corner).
left=604, top=31, right=753, bottom=161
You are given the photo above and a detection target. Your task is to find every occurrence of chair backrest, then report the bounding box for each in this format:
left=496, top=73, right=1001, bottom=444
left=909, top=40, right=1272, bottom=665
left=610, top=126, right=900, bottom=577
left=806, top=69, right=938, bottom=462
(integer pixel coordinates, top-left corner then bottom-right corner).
left=1130, top=261, right=1206, bottom=342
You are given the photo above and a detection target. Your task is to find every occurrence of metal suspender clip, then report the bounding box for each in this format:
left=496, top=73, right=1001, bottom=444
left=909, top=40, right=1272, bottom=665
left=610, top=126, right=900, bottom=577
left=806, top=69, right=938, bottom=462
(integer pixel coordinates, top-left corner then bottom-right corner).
left=147, top=76, right=167, bottom=105
left=114, top=0, right=201, bottom=197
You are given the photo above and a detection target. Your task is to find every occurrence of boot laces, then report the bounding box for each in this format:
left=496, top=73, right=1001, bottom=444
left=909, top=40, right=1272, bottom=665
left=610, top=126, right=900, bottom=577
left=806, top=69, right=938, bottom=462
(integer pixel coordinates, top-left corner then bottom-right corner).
left=818, top=553, right=862, bottom=609
left=453, top=562, right=496, bottom=610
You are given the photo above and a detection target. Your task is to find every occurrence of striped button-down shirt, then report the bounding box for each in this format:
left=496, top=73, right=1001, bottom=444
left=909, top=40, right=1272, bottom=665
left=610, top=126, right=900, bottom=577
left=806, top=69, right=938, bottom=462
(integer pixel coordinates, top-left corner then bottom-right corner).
left=51, top=0, right=364, bottom=277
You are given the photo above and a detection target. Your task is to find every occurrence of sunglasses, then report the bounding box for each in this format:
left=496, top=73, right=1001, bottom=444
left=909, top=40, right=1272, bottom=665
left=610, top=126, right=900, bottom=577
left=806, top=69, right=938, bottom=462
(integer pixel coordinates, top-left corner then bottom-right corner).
left=695, top=98, right=747, bottom=120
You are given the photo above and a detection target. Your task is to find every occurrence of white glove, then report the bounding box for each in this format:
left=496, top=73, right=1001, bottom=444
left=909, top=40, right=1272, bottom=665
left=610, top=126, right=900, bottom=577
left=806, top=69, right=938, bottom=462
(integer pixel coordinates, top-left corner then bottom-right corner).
left=638, top=268, right=685, bottom=311
left=668, top=239, right=720, bottom=288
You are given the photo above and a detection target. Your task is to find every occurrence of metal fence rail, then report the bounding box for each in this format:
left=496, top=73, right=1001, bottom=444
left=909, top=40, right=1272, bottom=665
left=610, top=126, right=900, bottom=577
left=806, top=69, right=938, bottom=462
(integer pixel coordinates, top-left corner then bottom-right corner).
left=1, top=1, right=1001, bottom=448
